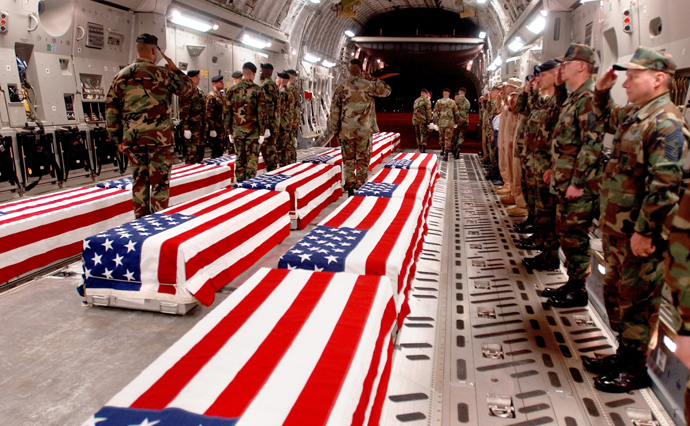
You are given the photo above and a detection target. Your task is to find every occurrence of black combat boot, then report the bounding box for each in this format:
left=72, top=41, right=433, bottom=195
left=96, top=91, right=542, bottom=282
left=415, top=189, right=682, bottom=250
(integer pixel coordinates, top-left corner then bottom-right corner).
left=581, top=354, right=623, bottom=375
left=516, top=234, right=543, bottom=250
left=594, top=367, right=651, bottom=393
left=548, top=280, right=588, bottom=308
left=523, top=250, right=560, bottom=271
left=443, top=152, right=449, bottom=161
left=540, top=283, right=569, bottom=298
left=514, top=214, right=535, bottom=233
left=347, top=188, right=355, bottom=197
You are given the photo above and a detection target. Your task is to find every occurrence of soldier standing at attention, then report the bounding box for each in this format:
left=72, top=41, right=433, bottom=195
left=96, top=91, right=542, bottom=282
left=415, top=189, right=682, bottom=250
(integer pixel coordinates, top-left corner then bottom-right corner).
left=412, top=88, right=432, bottom=153
left=259, top=63, right=278, bottom=172
left=179, top=70, right=206, bottom=164
left=543, top=43, right=605, bottom=308
left=285, top=69, right=301, bottom=164
left=664, top=183, right=690, bottom=424
left=275, top=71, right=294, bottom=168
left=453, top=87, right=471, bottom=157
left=206, top=74, right=228, bottom=158
left=329, top=58, right=391, bottom=196
left=582, top=47, right=689, bottom=392
left=433, top=88, right=460, bottom=161
left=224, top=62, right=268, bottom=182
left=106, top=33, right=194, bottom=218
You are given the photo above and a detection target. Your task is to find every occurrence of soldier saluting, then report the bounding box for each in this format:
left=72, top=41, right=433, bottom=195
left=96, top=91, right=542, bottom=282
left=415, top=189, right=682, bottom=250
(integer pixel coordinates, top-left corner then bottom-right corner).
left=105, top=33, right=195, bottom=218
left=179, top=69, right=206, bottom=163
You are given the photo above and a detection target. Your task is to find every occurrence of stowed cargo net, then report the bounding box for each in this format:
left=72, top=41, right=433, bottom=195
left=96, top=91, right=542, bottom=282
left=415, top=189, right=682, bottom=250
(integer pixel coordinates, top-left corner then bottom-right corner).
left=84, top=268, right=396, bottom=426
left=79, top=188, right=290, bottom=307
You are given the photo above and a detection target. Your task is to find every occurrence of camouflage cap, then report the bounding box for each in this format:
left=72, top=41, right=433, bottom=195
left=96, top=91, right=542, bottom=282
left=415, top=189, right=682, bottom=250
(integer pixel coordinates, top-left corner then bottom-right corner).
left=613, top=46, right=677, bottom=75
left=505, top=78, right=522, bottom=88
left=231, top=71, right=242, bottom=79
left=556, top=43, right=595, bottom=64
left=211, top=74, right=223, bottom=82
left=135, top=33, right=158, bottom=46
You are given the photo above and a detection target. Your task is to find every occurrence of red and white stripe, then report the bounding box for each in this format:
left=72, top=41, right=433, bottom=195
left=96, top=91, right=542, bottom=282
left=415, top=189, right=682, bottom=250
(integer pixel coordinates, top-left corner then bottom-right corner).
left=103, top=268, right=396, bottom=426
left=201, top=154, right=266, bottom=174
left=319, top=196, right=425, bottom=320
left=366, top=167, right=436, bottom=207
left=0, top=186, right=133, bottom=284
left=264, top=162, right=341, bottom=230
left=86, top=188, right=291, bottom=306
left=386, top=152, right=438, bottom=176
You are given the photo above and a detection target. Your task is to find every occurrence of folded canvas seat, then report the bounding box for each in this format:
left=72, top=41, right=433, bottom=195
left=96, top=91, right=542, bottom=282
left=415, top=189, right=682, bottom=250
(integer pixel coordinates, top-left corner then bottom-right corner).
left=79, top=188, right=290, bottom=313
left=96, top=163, right=235, bottom=206
left=235, top=162, right=341, bottom=230
left=0, top=186, right=133, bottom=285
left=84, top=268, right=396, bottom=426
left=278, top=195, right=425, bottom=323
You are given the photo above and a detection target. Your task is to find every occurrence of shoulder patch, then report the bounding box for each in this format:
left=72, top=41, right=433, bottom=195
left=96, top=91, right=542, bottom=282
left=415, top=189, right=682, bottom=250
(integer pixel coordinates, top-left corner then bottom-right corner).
left=663, top=121, right=685, bottom=162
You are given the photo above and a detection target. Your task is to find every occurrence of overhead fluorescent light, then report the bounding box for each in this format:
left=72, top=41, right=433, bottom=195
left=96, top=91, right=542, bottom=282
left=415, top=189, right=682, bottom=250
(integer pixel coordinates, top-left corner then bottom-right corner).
left=493, top=56, right=502, bottom=66
left=468, top=60, right=473, bottom=66
left=256, top=52, right=268, bottom=58
left=478, top=31, right=487, bottom=39
left=477, top=0, right=487, bottom=3
left=540, top=9, right=548, bottom=16
left=376, top=58, right=381, bottom=63
left=345, top=30, right=355, bottom=37
left=526, top=15, right=546, bottom=34
left=304, top=52, right=321, bottom=63
left=322, top=60, right=336, bottom=68
left=530, top=44, right=542, bottom=51
left=580, top=0, right=600, bottom=3
left=508, top=37, right=524, bottom=52
left=169, top=10, right=214, bottom=33
left=506, top=56, right=520, bottom=63
left=351, top=52, right=355, bottom=56
left=241, top=34, right=270, bottom=49
left=309, top=0, right=321, bottom=3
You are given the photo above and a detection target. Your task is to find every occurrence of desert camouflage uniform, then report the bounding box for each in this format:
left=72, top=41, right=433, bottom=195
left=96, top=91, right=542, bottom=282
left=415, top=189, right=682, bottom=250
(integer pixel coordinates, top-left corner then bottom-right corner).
left=205, top=89, right=228, bottom=158
left=224, top=78, right=268, bottom=183
left=179, top=86, right=206, bottom=163
left=664, top=183, right=690, bottom=425
left=329, top=74, right=391, bottom=190
left=412, top=96, right=432, bottom=149
left=453, top=94, right=471, bottom=152
left=287, top=82, right=301, bottom=164
left=276, top=85, right=294, bottom=167
left=105, top=57, right=194, bottom=218
left=550, top=77, right=605, bottom=282
left=434, top=97, right=460, bottom=153
left=597, top=87, right=689, bottom=367
left=260, top=77, right=279, bottom=172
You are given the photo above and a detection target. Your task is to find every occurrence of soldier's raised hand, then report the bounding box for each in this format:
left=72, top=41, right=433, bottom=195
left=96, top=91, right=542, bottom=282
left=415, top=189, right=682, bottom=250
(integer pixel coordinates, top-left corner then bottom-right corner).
left=158, top=47, right=179, bottom=72
left=596, top=68, right=617, bottom=91
left=555, top=66, right=564, bottom=86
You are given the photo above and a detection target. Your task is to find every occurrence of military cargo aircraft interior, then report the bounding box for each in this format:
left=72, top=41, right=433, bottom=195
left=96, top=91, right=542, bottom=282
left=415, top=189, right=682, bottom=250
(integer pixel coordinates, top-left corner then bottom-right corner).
left=1, top=0, right=690, bottom=425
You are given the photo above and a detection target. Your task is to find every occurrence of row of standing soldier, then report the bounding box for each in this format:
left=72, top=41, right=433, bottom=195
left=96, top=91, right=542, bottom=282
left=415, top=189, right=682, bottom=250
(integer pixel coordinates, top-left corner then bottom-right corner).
left=479, top=43, right=690, bottom=403
left=106, top=33, right=302, bottom=221
left=412, top=87, right=471, bottom=160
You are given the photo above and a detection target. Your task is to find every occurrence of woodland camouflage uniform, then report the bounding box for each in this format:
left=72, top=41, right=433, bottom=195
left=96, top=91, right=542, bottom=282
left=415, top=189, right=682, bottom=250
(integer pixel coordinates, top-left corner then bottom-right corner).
left=433, top=97, right=460, bottom=153
left=179, top=85, right=206, bottom=164
left=596, top=47, right=689, bottom=370
left=205, top=88, right=228, bottom=158
left=224, top=77, right=268, bottom=182
left=276, top=85, right=294, bottom=167
left=105, top=55, right=194, bottom=218
left=287, top=81, right=301, bottom=164
left=412, top=95, right=432, bottom=149
left=453, top=94, right=471, bottom=152
left=261, top=77, right=279, bottom=172
left=514, top=87, right=542, bottom=218
left=329, top=74, right=391, bottom=190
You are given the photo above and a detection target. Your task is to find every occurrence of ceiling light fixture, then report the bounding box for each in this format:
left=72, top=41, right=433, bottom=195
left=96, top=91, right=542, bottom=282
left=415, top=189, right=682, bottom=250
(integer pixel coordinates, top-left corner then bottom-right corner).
left=309, top=0, right=321, bottom=3
left=304, top=52, right=321, bottom=63
left=169, top=10, right=215, bottom=33
left=526, top=15, right=546, bottom=34
left=492, top=56, right=502, bottom=66
left=508, top=37, right=524, bottom=52
left=477, top=0, right=487, bottom=3
left=345, top=30, right=355, bottom=37
left=478, top=31, right=487, bottom=39
left=241, top=34, right=271, bottom=49
left=322, top=60, right=336, bottom=68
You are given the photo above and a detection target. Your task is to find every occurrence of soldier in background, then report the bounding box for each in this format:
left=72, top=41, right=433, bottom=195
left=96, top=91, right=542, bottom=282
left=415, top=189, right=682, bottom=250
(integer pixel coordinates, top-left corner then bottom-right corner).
left=329, top=58, right=391, bottom=196
left=206, top=74, right=227, bottom=158
left=453, top=87, right=471, bottom=157
left=275, top=71, right=294, bottom=167
left=105, top=33, right=194, bottom=218
left=179, top=70, right=206, bottom=164
left=412, top=88, right=432, bottom=153
left=259, top=63, right=278, bottom=171
left=434, top=88, right=460, bottom=161
left=231, top=71, right=242, bottom=87
left=224, top=62, right=268, bottom=182
left=544, top=43, right=605, bottom=308
left=585, top=47, right=689, bottom=392
left=286, top=69, right=301, bottom=164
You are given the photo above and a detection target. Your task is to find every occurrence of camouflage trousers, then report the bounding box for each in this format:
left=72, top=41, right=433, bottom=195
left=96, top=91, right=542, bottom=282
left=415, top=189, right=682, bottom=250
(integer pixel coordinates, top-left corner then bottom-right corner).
left=286, top=131, right=297, bottom=165
left=521, top=155, right=536, bottom=217
left=208, top=135, right=225, bottom=159
left=453, top=125, right=467, bottom=152
left=260, top=135, right=277, bottom=172
left=235, top=138, right=261, bottom=183
left=439, top=126, right=454, bottom=152
left=534, top=170, right=559, bottom=257
left=414, top=124, right=429, bottom=148
left=490, top=130, right=499, bottom=169
left=184, top=135, right=204, bottom=164
left=340, top=135, right=371, bottom=190
left=602, top=232, right=664, bottom=367
left=556, top=187, right=598, bottom=281
left=127, top=145, right=174, bottom=219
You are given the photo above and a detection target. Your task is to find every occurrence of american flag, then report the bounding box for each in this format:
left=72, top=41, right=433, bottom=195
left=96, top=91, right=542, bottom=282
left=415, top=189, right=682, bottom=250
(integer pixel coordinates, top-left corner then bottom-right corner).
left=279, top=195, right=426, bottom=320
left=84, top=268, right=396, bottom=426
left=0, top=186, right=133, bottom=284
left=369, top=133, right=395, bottom=172
left=236, top=163, right=341, bottom=230
left=355, top=167, right=436, bottom=205
left=96, top=163, right=235, bottom=206
left=390, top=133, right=401, bottom=150
left=200, top=154, right=266, bottom=174
left=385, top=153, right=438, bottom=176
left=80, top=188, right=290, bottom=307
